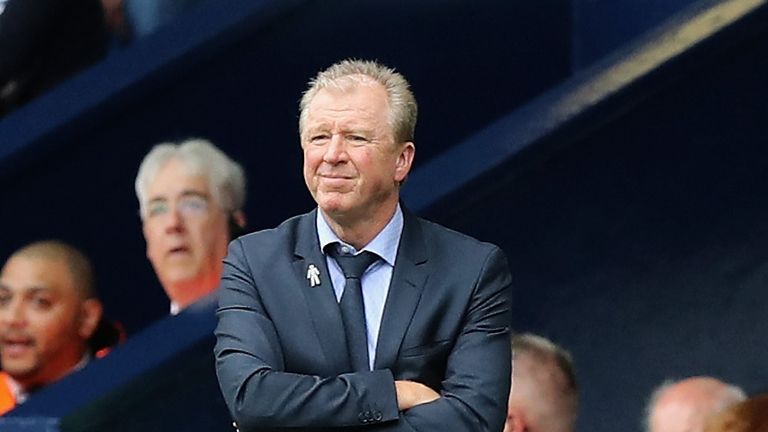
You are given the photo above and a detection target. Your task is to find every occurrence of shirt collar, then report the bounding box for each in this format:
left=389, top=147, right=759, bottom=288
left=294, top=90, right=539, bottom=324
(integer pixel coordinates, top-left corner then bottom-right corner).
left=316, top=204, right=403, bottom=266
left=3, top=373, right=26, bottom=405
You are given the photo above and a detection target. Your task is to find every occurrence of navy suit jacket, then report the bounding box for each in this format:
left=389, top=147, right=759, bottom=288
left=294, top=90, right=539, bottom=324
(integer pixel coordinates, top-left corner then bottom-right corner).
left=214, top=209, right=512, bottom=431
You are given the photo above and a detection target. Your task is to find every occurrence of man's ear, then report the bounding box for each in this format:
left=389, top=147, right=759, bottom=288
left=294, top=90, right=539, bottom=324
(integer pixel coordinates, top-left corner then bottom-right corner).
left=506, top=408, right=527, bottom=432
left=231, top=210, right=246, bottom=229
left=394, top=141, right=415, bottom=184
left=78, top=298, right=104, bottom=340
left=228, top=210, right=247, bottom=240
left=142, top=222, right=152, bottom=260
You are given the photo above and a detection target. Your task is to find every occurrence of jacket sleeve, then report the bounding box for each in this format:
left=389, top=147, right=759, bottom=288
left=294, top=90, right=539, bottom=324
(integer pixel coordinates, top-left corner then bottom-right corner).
left=387, top=246, right=513, bottom=432
left=214, top=239, right=400, bottom=431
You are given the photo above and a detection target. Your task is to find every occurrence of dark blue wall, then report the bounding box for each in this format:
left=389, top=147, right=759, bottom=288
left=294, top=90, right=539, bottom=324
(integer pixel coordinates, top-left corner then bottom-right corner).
left=572, top=0, right=700, bottom=69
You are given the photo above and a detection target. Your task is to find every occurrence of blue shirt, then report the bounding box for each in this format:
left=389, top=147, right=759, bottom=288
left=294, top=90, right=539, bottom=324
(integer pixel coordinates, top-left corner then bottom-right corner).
left=316, top=205, right=404, bottom=370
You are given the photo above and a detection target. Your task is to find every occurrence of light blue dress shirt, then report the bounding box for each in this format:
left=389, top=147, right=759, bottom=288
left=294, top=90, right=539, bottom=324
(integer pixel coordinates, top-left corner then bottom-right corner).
left=316, top=204, right=403, bottom=371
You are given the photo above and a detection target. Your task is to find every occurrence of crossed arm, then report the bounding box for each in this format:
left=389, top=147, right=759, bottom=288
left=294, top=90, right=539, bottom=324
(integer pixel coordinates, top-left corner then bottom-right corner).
left=214, top=240, right=511, bottom=431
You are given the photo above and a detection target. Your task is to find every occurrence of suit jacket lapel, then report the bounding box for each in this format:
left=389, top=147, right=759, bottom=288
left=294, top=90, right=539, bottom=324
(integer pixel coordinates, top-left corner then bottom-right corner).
left=293, top=209, right=352, bottom=374
left=374, top=209, right=428, bottom=371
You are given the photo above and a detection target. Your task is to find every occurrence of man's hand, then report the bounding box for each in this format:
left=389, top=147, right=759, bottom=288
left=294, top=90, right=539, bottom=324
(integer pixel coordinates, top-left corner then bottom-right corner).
left=395, top=380, right=440, bottom=411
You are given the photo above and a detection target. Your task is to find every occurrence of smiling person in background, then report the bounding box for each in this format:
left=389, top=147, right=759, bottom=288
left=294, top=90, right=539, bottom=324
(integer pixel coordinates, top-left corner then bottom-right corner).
left=0, top=241, right=103, bottom=415
left=135, top=139, right=247, bottom=314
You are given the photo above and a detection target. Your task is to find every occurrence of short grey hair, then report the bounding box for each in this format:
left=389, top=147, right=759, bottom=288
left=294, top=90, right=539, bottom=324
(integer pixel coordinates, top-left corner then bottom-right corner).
left=135, top=138, right=246, bottom=219
left=299, top=59, right=418, bottom=144
left=513, top=333, right=578, bottom=394
left=645, top=377, right=747, bottom=432
left=512, top=333, right=579, bottom=432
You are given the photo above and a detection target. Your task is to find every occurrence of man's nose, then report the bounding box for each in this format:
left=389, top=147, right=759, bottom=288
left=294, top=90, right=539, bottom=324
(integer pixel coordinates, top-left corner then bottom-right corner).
left=322, top=135, right=348, bottom=163
left=1, top=301, right=27, bottom=328
left=164, top=205, right=186, bottom=233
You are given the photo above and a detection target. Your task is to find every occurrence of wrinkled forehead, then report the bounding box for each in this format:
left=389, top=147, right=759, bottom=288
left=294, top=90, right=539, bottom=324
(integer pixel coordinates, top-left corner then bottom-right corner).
left=306, top=82, right=392, bottom=124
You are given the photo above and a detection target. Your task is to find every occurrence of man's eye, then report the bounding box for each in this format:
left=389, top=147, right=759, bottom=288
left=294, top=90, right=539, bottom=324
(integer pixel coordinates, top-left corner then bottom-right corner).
left=179, top=197, right=209, bottom=215
left=31, top=297, right=53, bottom=309
left=147, top=202, right=168, bottom=217
left=0, top=294, right=11, bottom=307
left=310, top=134, right=329, bottom=143
left=347, top=135, right=370, bottom=146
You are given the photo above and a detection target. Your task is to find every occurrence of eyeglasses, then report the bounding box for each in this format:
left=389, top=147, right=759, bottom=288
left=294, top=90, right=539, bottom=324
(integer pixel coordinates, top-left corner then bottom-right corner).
left=146, top=195, right=210, bottom=218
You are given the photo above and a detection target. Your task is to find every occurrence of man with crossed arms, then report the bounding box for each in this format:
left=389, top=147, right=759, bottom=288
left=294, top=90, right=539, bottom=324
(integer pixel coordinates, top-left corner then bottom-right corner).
left=214, top=59, right=512, bottom=431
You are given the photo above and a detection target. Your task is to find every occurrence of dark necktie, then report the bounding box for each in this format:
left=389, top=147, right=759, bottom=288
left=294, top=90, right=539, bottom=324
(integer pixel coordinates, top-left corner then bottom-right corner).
left=328, top=246, right=379, bottom=372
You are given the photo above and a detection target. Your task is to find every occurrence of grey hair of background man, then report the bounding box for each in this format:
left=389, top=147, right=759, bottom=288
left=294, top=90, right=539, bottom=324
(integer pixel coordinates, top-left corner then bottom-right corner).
left=644, top=377, right=747, bottom=432
left=299, top=59, right=418, bottom=144
left=135, top=138, right=246, bottom=220
left=511, top=333, right=579, bottom=432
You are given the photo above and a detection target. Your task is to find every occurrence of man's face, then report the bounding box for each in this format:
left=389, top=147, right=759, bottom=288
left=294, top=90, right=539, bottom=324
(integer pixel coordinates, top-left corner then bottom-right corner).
left=0, top=256, right=95, bottom=388
left=142, top=158, right=230, bottom=307
left=302, top=81, right=414, bottom=221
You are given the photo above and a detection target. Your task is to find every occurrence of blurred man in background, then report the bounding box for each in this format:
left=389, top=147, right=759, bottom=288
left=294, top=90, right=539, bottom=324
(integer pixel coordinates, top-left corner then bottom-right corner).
left=505, top=333, right=578, bottom=432
left=136, top=138, right=246, bottom=314
left=0, top=241, right=103, bottom=414
left=646, top=376, right=747, bottom=432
